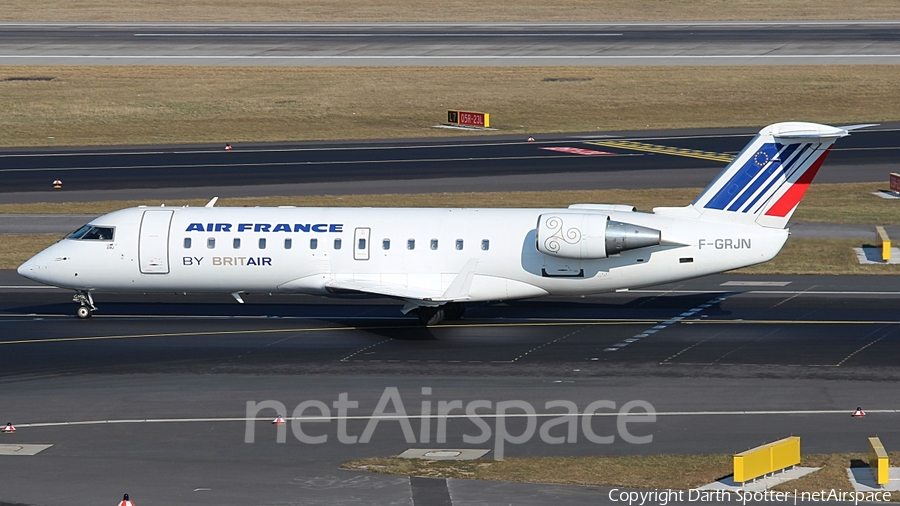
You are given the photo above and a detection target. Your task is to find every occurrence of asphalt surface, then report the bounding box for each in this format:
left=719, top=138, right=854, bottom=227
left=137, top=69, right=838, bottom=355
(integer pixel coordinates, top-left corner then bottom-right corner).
left=1, top=270, right=899, bottom=505
left=2, top=124, right=898, bottom=202
left=3, top=22, right=900, bottom=65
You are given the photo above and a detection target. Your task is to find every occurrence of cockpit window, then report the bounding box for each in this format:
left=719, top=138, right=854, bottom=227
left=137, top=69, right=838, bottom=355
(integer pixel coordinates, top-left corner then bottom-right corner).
left=67, top=225, right=115, bottom=241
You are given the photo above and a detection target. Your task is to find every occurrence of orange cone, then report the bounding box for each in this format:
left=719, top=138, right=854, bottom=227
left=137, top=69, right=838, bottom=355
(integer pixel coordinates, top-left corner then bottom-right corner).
left=224, top=144, right=233, bottom=151
left=53, top=179, right=62, bottom=189
left=852, top=407, right=866, bottom=418
left=118, top=493, right=135, bottom=506
left=527, top=136, right=535, bottom=142
left=272, top=415, right=286, bottom=425
left=1, top=422, right=15, bottom=433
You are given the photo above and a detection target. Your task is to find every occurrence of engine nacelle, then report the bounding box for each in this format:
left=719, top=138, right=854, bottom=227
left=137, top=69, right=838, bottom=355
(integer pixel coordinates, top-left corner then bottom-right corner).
left=536, top=213, right=661, bottom=259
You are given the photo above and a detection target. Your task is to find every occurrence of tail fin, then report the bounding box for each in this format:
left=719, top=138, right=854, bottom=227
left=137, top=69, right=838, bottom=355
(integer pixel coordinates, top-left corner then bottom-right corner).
left=691, top=122, right=849, bottom=229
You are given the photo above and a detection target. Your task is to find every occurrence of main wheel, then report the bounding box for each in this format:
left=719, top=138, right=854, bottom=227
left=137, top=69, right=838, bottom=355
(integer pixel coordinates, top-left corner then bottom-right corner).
left=444, top=302, right=466, bottom=320
left=417, top=307, right=445, bottom=326
left=77, top=306, right=92, bottom=319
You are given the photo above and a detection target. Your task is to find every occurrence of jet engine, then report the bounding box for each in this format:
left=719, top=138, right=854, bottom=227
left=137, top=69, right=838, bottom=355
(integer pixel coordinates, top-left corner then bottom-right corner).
left=536, top=213, right=661, bottom=259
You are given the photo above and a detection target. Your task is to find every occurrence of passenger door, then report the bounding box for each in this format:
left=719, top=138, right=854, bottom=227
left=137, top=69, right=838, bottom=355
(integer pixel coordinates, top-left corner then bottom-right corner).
left=139, top=210, right=174, bottom=274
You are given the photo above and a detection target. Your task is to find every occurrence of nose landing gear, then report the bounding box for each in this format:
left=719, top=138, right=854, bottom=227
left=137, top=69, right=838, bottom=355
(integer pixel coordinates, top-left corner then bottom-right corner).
left=73, top=290, right=97, bottom=319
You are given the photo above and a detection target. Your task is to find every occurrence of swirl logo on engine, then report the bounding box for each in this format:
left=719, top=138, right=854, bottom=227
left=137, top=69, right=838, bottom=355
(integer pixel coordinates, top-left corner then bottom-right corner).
left=543, top=216, right=582, bottom=253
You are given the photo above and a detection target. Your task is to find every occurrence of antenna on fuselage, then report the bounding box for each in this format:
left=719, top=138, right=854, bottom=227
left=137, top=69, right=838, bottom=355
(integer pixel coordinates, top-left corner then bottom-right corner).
left=206, top=197, right=219, bottom=208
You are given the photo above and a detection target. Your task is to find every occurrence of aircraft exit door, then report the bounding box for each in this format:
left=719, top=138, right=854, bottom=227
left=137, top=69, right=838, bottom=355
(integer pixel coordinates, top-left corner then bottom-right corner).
left=139, top=210, right=174, bottom=274
left=354, top=227, right=371, bottom=260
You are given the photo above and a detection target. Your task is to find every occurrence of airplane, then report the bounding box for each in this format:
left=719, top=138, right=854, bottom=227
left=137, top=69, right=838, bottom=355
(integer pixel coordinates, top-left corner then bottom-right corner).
left=17, top=121, right=866, bottom=325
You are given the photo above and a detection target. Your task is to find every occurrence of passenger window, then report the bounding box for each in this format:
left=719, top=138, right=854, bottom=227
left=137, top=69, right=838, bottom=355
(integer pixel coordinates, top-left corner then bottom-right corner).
left=407, top=239, right=415, bottom=250
left=233, top=238, right=241, bottom=249
left=456, top=239, right=464, bottom=250
left=284, top=238, right=292, bottom=250
left=310, top=238, right=318, bottom=250
left=430, top=239, right=438, bottom=250
left=358, top=238, right=366, bottom=250
left=481, top=239, right=490, bottom=251
left=259, top=238, right=267, bottom=250
left=334, top=238, right=342, bottom=250
left=383, top=239, right=390, bottom=250
left=207, top=238, right=216, bottom=249
left=184, top=238, right=192, bottom=249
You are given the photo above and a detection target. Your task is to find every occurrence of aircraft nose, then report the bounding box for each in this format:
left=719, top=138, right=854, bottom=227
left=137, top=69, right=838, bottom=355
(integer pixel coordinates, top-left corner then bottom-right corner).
left=17, top=260, right=35, bottom=280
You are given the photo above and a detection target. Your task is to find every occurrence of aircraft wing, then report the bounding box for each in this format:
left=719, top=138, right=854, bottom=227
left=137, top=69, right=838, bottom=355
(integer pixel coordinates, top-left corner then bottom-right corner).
left=326, top=279, right=449, bottom=301
left=325, top=258, right=479, bottom=306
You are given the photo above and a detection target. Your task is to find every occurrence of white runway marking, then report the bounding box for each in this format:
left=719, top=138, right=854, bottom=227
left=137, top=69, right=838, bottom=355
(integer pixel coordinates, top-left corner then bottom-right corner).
left=15, top=408, right=900, bottom=428
left=720, top=281, right=792, bottom=287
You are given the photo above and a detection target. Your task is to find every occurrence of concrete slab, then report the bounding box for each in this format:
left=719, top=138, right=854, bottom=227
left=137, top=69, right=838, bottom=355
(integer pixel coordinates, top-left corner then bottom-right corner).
left=847, top=467, right=900, bottom=492
left=872, top=191, right=900, bottom=200
left=399, top=448, right=490, bottom=460
left=854, top=247, right=900, bottom=264
left=0, top=444, right=53, bottom=456
left=698, top=467, right=821, bottom=492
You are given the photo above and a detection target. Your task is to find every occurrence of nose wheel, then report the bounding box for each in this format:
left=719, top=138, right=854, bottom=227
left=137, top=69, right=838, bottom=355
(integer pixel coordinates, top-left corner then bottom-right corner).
left=73, top=290, right=96, bottom=319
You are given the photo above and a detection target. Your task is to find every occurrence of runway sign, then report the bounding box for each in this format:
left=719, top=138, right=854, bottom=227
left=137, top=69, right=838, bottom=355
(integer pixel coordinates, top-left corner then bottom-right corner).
left=733, top=436, right=800, bottom=483
left=448, top=110, right=490, bottom=128
left=891, top=173, right=900, bottom=193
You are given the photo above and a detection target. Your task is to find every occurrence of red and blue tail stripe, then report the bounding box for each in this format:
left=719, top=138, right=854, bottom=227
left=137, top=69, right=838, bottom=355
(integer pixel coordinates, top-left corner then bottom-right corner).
left=689, top=122, right=850, bottom=229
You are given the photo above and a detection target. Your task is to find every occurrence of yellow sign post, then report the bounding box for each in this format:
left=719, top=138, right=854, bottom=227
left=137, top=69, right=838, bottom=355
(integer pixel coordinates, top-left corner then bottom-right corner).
left=869, top=437, right=889, bottom=486
left=876, top=226, right=891, bottom=262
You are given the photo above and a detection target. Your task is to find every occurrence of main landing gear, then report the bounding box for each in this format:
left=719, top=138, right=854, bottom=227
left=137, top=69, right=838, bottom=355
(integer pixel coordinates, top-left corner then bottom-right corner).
left=73, top=290, right=97, bottom=319
left=417, top=302, right=465, bottom=326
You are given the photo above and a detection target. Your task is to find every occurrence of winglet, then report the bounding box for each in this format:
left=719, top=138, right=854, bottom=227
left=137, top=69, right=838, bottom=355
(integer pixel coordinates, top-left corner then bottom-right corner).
left=206, top=197, right=219, bottom=208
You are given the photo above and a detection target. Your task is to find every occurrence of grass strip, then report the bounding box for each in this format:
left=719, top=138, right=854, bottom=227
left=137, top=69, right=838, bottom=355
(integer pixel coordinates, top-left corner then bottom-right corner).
left=343, top=452, right=900, bottom=497
left=0, top=183, right=897, bottom=226
left=3, top=66, right=900, bottom=147
left=3, top=0, right=899, bottom=22
left=0, top=234, right=64, bottom=270
left=729, top=238, right=900, bottom=275
left=3, top=234, right=895, bottom=275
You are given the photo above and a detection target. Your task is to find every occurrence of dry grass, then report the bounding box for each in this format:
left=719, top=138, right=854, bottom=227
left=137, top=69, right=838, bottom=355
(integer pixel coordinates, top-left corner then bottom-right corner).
left=792, top=184, right=900, bottom=225
left=730, top=237, right=900, bottom=275
left=4, top=234, right=893, bottom=276
left=2, top=66, right=900, bottom=147
left=0, top=234, right=64, bottom=270
left=345, top=452, right=900, bottom=499
left=3, top=0, right=898, bottom=22
left=3, top=183, right=895, bottom=273
left=0, top=188, right=700, bottom=215
left=772, top=452, right=900, bottom=500
left=342, top=454, right=733, bottom=489
left=0, top=183, right=895, bottom=226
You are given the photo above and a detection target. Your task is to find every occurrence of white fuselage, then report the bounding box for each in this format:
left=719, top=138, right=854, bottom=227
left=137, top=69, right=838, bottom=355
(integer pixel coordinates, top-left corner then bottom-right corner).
left=19, top=205, right=788, bottom=302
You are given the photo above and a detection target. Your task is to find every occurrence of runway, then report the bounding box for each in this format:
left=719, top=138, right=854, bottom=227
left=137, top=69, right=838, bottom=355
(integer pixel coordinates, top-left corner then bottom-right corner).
left=2, top=22, right=900, bottom=65
left=1, top=123, right=898, bottom=203
left=1, top=270, right=899, bottom=504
